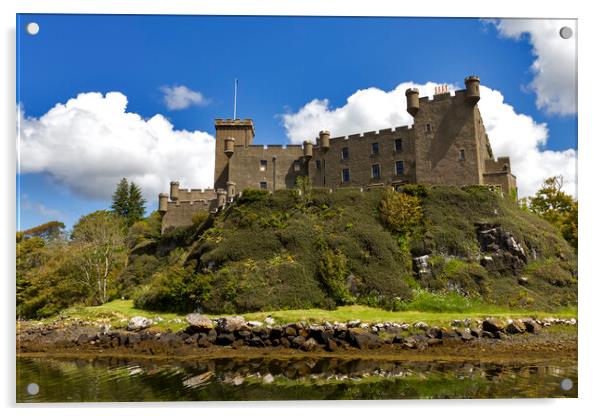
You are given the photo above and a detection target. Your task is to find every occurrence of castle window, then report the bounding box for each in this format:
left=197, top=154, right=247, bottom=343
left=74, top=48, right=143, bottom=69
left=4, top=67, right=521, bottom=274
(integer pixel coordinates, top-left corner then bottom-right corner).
left=260, top=160, right=268, bottom=171
left=260, top=181, right=268, bottom=189
left=395, top=160, right=404, bottom=176
left=342, top=168, right=350, bottom=183
left=341, top=147, right=349, bottom=160
left=371, top=164, right=381, bottom=179
left=426, top=123, right=432, bottom=133
left=459, top=149, right=466, bottom=161
left=316, top=160, right=321, bottom=169
left=371, top=142, right=379, bottom=155
left=293, top=160, right=301, bottom=172
left=394, top=138, right=402, bottom=152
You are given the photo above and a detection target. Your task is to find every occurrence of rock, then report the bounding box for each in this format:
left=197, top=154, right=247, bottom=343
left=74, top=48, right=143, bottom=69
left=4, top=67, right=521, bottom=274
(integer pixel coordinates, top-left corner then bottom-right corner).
left=197, top=333, right=211, bottom=348
left=301, top=338, right=318, bottom=352
left=427, top=338, right=443, bottom=346
left=482, top=318, right=506, bottom=333
left=218, top=316, right=246, bottom=332
left=216, top=333, right=236, bottom=345
left=459, top=328, right=473, bottom=341
left=207, top=329, right=217, bottom=343
left=470, top=328, right=483, bottom=338
left=347, top=320, right=361, bottom=328
left=270, top=326, right=283, bottom=339
left=451, top=320, right=463, bottom=327
left=348, top=328, right=384, bottom=349
left=247, top=321, right=263, bottom=328
left=481, top=331, right=494, bottom=338
left=280, top=337, right=291, bottom=348
left=291, top=336, right=306, bottom=348
left=185, top=333, right=199, bottom=344
left=76, top=334, right=89, bottom=345
left=127, top=316, right=153, bottom=331
left=523, top=319, right=541, bottom=333
left=284, top=326, right=297, bottom=337
left=249, top=337, right=265, bottom=347
left=264, top=317, right=275, bottom=326
left=400, top=323, right=410, bottom=331
left=518, top=276, right=529, bottom=285
left=505, top=320, right=526, bottom=334
left=425, top=327, right=442, bottom=339
left=263, top=374, right=274, bottom=384
left=326, top=338, right=338, bottom=352
left=413, top=255, right=432, bottom=279
left=185, top=313, right=214, bottom=330
left=236, top=330, right=252, bottom=340
left=414, top=322, right=429, bottom=330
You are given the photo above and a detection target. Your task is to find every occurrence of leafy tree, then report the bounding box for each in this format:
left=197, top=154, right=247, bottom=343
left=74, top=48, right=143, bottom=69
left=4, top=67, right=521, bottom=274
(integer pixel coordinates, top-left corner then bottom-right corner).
left=528, top=176, right=577, bottom=251
left=71, top=210, right=127, bottom=304
left=17, top=221, right=65, bottom=242
left=294, top=175, right=313, bottom=207
left=111, top=178, right=146, bottom=226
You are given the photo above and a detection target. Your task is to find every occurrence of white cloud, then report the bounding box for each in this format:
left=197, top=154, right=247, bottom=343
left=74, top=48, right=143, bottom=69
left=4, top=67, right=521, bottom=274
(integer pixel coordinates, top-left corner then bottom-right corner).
left=486, top=19, right=577, bottom=116
left=20, top=194, right=64, bottom=220
left=18, top=92, right=215, bottom=204
left=160, top=85, right=205, bottom=110
left=281, top=83, right=577, bottom=198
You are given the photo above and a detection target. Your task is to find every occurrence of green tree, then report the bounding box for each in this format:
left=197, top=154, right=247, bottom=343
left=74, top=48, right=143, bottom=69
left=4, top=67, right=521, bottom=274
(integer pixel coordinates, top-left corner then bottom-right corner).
left=111, top=178, right=146, bottom=226
left=128, top=181, right=146, bottom=225
left=528, top=176, right=577, bottom=251
left=71, top=211, right=127, bottom=304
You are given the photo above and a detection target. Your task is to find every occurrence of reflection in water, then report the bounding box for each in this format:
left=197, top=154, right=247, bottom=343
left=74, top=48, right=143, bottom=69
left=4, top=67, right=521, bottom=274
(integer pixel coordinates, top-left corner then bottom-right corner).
left=17, top=356, right=577, bottom=402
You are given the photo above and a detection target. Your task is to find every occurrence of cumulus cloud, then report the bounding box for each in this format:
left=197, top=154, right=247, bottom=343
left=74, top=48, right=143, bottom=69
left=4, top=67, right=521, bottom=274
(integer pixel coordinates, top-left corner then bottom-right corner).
left=18, top=91, right=215, bottom=204
left=281, top=83, right=576, bottom=198
left=160, top=85, right=205, bottom=110
left=486, top=19, right=577, bottom=116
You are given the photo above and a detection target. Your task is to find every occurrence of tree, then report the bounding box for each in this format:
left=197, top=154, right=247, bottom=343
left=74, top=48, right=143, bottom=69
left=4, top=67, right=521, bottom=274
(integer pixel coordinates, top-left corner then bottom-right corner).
left=71, top=211, right=127, bottom=304
left=528, top=176, right=578, bottom=251
left=128, top=182, right=146, bottom=225
left=17, top=221, right=66, bottom=242
left=111, top=178, right=146, bottom=226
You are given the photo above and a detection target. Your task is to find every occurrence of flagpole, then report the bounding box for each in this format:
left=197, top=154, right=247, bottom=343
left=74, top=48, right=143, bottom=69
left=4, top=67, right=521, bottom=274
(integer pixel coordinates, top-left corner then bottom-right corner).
left=233, top=78, right=238, bottom=119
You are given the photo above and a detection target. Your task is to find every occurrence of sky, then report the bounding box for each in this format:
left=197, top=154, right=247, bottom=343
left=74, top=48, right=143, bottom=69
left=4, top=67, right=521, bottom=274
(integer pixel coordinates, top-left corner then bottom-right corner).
left=16, top=14, right=577, bottom=231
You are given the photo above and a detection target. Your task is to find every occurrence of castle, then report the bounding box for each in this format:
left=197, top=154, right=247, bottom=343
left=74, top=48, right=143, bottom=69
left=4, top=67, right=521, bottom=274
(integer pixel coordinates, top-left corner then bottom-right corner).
left=158, top=76, right=517, bottom=232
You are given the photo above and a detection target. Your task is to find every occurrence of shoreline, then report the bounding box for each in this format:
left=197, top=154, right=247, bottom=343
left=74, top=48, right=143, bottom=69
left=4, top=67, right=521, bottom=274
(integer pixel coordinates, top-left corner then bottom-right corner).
left=17, top=315, right=578, bottom=364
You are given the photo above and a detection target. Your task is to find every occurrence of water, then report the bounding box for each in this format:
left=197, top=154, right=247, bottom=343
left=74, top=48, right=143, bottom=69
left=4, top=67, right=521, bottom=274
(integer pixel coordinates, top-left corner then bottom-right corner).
left=16, top=356, right=577, bottom=402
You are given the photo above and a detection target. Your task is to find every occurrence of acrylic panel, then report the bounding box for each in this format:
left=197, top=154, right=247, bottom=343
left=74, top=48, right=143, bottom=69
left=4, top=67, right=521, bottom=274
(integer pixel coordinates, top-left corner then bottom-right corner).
left=16, top=14, right=578, bottom=402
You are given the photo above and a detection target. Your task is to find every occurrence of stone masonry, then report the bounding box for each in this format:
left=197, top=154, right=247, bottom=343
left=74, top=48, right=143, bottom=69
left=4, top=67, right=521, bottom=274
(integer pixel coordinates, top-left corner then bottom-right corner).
left=159, top=76, right=517, bottom=232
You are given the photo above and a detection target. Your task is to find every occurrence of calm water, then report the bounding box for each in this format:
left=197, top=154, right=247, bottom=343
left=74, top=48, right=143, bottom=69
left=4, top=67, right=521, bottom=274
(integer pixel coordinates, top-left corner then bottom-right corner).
left=17, top=356, right=577, bottom=402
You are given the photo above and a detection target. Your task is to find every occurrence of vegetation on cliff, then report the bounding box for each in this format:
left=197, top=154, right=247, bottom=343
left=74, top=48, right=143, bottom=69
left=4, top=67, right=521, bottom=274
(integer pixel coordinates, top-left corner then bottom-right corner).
left=17, top=180, right=577, bottom=319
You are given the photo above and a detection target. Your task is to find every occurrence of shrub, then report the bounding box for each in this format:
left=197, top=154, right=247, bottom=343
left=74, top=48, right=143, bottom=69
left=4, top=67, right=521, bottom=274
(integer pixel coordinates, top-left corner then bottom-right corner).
left=379, top=189, right=423, bottom=235
left=317, top=248, right=353, bottom=304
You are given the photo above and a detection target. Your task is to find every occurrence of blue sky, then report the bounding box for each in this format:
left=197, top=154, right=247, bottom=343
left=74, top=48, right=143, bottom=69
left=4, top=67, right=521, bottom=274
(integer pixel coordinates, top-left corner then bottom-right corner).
left=16, top=14, right=577, bottom=230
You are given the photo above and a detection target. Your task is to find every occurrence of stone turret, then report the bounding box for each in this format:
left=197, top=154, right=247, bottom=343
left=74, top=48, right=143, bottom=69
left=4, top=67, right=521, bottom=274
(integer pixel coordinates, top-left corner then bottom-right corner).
left=224, top=137, right=235, bottom=157
left=464, top=75, right=481, bottom=105
left=303, top=141, right=313, bottom=160
left=406, top=88, right=420, bottom=117
left=226, top=181, right=236, bottom=198
left=169, top=181, right=180, bottom=201
left=319, top=130, right=330, bottom=151
left=158, top=193, right=168, bottom=213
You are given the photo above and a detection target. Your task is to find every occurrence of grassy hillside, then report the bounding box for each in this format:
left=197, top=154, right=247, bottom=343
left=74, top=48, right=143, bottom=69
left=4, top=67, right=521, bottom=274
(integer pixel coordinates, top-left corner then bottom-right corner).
left=126, top=185, right=576, bottom=314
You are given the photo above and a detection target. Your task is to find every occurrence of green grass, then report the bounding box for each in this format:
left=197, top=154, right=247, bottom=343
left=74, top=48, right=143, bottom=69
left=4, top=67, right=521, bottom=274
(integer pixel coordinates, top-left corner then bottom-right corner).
left=27, top=299, right=577, bottom=333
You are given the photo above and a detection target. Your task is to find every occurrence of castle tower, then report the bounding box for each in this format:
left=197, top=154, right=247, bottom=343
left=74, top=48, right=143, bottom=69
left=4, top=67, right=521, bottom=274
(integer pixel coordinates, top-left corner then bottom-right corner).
left=214, top=119, right=255, bottom=190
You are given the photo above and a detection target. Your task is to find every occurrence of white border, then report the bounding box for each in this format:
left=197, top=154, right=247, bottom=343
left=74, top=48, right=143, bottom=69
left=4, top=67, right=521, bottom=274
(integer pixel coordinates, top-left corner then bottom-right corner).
left=2, top=0, right=601, bottom=414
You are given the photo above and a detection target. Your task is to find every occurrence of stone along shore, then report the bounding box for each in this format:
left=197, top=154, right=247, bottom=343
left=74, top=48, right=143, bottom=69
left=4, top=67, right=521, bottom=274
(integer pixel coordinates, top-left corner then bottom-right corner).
left=17, top=313, right=577, bottom=357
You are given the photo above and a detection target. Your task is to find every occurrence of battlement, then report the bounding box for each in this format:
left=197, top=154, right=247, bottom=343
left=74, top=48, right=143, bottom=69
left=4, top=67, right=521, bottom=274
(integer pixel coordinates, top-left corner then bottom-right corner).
left=417, top=88, right=466, bottom=104
left=321, top=124, right=413, bottom=146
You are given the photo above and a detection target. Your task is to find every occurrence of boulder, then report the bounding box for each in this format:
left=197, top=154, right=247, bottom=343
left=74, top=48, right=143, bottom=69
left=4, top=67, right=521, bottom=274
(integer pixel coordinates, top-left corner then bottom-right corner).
left=326, top=338, right=338, bottom=352
left=523, top=319, right=541, bottom=334
left=482, top=318, right=506, bottom=333
left=414, top=322, right=429, bottom=330
left=301, top=338, right=318, bottom=352
left=197, top=333, right=211, bottom=348
left=264, top=317, right=275, bottom=326
left=348, top=328, right=384, bottom=349
left=505, top=320, right=526, bottom=334
left=127, top=316, right=153, bottom=331
left=185, top=313, right=214, bottom=330
left=218, top=316, right=246, bottom=332
left=247, top=321, right=263, bottom=328
left=284, top=326, right=297, bottom=337
left=215, top=333, right=236, bottom=345
left=291, top=335, right=306, bottom=348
